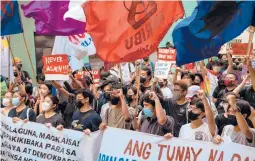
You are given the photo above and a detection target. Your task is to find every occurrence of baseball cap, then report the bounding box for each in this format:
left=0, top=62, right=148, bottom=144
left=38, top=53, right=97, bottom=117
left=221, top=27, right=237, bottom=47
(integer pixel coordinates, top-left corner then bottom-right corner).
left=186, top=85, right=201, bottom=98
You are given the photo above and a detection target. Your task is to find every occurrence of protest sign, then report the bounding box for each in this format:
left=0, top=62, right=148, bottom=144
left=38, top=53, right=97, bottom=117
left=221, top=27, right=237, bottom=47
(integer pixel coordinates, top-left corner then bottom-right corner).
left=43, top=54, right=69, bottom=80
left=154, top=62, right=171, bottom=79
left=232, top=43, right=253, bottom=57
left=1, top=37, right=14, bottom=81
left=98, top=127, right=255, bottom=161
left=0, top=114, right=102, bottom=161
left=157, top=48, right=176, bottom=62
left=75, top=70, right=100, bottom=84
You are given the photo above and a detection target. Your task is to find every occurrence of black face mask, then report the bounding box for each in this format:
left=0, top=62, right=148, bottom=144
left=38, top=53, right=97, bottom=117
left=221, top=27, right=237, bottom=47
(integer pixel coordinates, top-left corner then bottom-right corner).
left=14, top=72, right=18, bottom=77
left=104, top=93, right=111, bottom=101
left=110, top=96, right=120, bottom=105
left=140, top=76, right=146, bottom=84
left=228, top=115, right=238, bottom=126
left=75, top=100, right=84, bottom=109
left=126, top=96, right=133, bottom=103
left=188, top=111, right=201, bottom=121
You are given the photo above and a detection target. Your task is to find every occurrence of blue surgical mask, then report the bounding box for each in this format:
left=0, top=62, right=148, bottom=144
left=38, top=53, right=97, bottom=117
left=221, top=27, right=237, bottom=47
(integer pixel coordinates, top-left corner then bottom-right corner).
left=12, top=98, right=20, bottom=106
left=143, top=108, right=153, bottom=118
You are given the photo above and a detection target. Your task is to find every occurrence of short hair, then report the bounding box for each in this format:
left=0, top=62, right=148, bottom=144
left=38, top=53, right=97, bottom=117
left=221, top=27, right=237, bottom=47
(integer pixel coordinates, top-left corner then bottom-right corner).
left=142, top=67, right=152, bottom=77
left=46, top=95, right=59, bottom=105
left=43, top=81, right=53, bottom=91
left=75, top=88, right=94, bottom=104
left=181, top=72, right=195, bottom=81
left=224, top=92, right=239, bottom=99
left=36, top=74, right=45, bottom=82
left=142, top=93, right=155, bottom=107
left=25, top=83, right=33, bottom=95
left=190, top=98, right=205, bottom=112
left=128, top=86, right=137, bottom=95
left=236, top=100, right=251, bottom=118
left=195, top=73, right=204, bottom=82
left=226, top=73, right=238, bottom=80
left=174, top=80, right=188, bottom=91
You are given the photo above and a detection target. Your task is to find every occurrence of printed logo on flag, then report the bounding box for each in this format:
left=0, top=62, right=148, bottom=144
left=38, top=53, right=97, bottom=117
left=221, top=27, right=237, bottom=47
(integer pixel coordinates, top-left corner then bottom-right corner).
left=124, top=1, right=157, bottom=29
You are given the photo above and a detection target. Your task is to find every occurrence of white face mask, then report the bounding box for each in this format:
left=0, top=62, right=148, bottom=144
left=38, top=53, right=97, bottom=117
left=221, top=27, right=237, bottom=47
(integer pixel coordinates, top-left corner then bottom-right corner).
left=2, top=98, right=11, bottom=107
left=42, top=102, right=52, bottom=112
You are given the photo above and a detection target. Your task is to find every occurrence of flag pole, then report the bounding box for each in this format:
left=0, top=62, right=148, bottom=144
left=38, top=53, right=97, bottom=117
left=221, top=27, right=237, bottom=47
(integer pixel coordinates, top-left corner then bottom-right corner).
left=7, top=36, right=11, bottom=84
left=118, top=64, right=124, bottom=85
left=135, top=60, right=142, bottom=110
left=246, top=26, right=255, bottom=57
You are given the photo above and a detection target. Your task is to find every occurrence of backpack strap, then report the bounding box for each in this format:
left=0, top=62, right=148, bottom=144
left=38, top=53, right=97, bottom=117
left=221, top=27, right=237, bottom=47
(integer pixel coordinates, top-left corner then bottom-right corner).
left=26, top=108, right=31, bottom=120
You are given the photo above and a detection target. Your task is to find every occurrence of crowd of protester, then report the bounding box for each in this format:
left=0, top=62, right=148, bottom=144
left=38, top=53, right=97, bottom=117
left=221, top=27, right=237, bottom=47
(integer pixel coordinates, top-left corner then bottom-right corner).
left=1, top=49, right=255, bottom=148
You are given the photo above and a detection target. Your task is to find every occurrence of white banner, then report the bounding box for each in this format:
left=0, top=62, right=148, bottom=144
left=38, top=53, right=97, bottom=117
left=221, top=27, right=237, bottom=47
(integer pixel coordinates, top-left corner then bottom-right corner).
left=0, top=114, right=102, bottom=161
left=98, top=127, right=255, bottom=161
left=1, top=37, right=14, bottom=81
left=154, top=62, right=171, bottom=79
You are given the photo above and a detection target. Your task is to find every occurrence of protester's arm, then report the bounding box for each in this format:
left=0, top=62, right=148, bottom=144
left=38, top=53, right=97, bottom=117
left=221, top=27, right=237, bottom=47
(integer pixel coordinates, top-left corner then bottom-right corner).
left=228, top=95, right=253, bottom=140
left=118, top=90, right=131, bottom=120
left=233, top=75, right=249, bottom=95
left=132, top=109, right=140, bottom=131
left=226, top=52, right=234, bottom=74
left=197, top=90, right=217, bottom=136
left=247, top=57, right=255, bottom=91
left=150, top=92, right=167, bottom=125
left=52, top=81, right=71, bottom=98
left=70, top=74, right=84, bottom=88
left=199, top=61, right=207, bottom=76
left=172, top=67, right=181, bottom=84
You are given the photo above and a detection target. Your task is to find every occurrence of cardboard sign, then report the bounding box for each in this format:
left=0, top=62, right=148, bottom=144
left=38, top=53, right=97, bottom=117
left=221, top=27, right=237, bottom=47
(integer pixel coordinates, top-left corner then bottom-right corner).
left=232, top=43, right=253, bottom=57
left=43, top=54, right=69, bottom=80
left=154, top=62, right=171, bottom=79
left=75, top=70, right=100, bottom=84
left=157, top=48, right=176, bottom=62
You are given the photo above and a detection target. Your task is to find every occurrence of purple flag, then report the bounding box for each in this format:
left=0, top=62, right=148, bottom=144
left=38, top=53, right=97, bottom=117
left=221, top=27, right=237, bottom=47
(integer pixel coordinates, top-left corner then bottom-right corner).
left=21, top=1, right=85, bottom=36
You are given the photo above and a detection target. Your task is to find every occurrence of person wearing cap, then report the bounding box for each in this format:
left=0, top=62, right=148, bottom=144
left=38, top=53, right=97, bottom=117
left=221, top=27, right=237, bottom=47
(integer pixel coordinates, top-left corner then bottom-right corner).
left=13, top=57, right=32, bottom=83
left=178, top=90, right=217, bottom=141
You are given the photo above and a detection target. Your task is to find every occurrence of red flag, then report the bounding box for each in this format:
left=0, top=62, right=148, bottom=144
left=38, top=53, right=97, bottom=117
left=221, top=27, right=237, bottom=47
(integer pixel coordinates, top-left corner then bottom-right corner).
left=83, top=1, right=184, bottom=63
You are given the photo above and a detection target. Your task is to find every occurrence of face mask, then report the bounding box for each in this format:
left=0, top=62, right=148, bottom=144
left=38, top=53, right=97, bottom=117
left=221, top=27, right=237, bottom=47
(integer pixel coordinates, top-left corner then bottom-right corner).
left=110, top=96, right=120, bottom=105
left=213, top=66, right=221, bottom=73
left=12, top=98, right=20, bottom=106
left=42, top=102, right=51, bottom=112
left=188, top=111, right=201, bottom=121
left=104, top=93, right=111, bottom=101
left=14, top=72, right=18, bottom=77
left=228, top=115, right=238, bottom=126
left=75, top=100, right=84, bottom=109
left=172, top=92, right=181, bottom=100
left=140, top=76, right=146, bottom=84
left=224, top=80, right=234, bottom=87
left=2, top=98, right=11, bottom=107
left=158, top=83, right=164, bottom=88
left=143, top=108, right=153, bottom=118
left=126, top=96, right=133, bottom=103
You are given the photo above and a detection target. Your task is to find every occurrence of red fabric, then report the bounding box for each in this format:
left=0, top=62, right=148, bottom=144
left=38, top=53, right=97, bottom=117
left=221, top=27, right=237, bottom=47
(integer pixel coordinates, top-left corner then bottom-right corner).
left=84, top=1, right=184, bottom=63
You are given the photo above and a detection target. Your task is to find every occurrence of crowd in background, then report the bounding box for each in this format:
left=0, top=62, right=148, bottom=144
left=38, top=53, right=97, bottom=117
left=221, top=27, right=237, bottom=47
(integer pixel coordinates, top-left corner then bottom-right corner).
left=1, top=45, right=255, bottom=148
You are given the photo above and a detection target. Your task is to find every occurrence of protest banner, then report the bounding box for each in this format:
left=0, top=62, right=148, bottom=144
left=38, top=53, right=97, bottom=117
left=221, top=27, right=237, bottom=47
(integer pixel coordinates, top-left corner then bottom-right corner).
left=157, top=48, right=176, bottom=62
left=232, top=43, right=253, bottom=57
left=42, top=54, right=69, bottom=80
left=0, top=114, right=102, bottom=161
left=154, top=62, right=171, bottom=79
left=98, top=127, right=255, bottom=161
left=75, top=70, right=100, bottom=84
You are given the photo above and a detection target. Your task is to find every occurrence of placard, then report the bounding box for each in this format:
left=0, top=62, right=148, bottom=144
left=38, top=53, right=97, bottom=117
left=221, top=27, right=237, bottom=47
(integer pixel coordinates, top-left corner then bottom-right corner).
left=43, top=54, right=69, bottom=80
left=98, top=127, right=255, bottom=161
left=0, top=114, right=102, bottom=161
left=157, top=48, right=176, bottom=62
left=75, top=70, right=100, bottom=84
left=232, top=43, right=253, bottom=57
left=154, top=62, right=171, bottom=79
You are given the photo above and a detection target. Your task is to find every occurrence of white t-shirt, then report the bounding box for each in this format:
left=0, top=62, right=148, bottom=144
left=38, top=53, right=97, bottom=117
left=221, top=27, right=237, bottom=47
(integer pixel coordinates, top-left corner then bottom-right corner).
left=100, top=103, right=110, bottom=122
left=179, top=123, right=213, bottom=141
left=161, top=87, right=173, bottom=99
left=110, top=63, right=135, bottom=85
left=221, top=125, right=255, bottom=147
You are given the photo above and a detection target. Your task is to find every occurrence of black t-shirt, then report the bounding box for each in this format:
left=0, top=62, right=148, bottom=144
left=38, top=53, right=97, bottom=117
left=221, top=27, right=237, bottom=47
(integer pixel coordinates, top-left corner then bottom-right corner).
left=36, top=113, right=65, bottom=128
left=72, top=109, right=102, bottom=132
left=64, top=95, right=77, bottom=129
left=239, top=85, right=255, bottom=109
left=162, top=98, right=188, bottom=137
left=215, top=113, right=230, bottom=135
left=8, top=107, right=36, bottom=122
